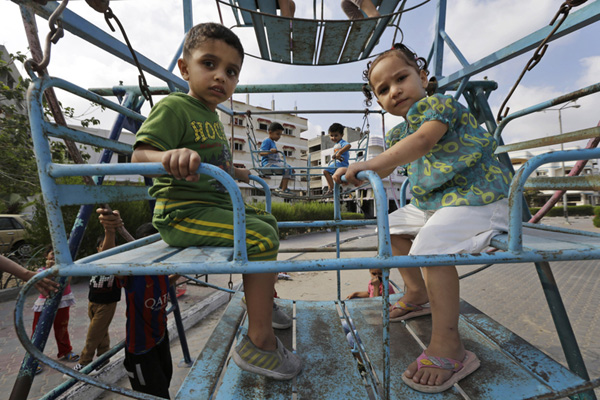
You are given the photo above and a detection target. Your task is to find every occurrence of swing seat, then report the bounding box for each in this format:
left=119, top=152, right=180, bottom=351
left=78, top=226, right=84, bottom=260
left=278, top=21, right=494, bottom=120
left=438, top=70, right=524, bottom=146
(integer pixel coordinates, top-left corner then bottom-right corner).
left=225, top=0, right=405, bottom=65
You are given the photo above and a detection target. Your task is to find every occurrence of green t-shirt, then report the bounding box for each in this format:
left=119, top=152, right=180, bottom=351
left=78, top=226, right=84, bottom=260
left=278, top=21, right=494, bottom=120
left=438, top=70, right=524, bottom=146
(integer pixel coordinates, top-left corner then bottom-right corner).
left=134, top=92, right=233, bottom=204
left=385, top=94, right=512, bottom=210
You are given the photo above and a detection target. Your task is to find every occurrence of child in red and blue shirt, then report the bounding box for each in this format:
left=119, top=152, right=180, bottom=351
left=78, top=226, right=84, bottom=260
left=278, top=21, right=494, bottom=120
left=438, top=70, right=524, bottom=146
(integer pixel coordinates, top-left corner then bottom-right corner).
left=119, top=223, right=173, bottom=399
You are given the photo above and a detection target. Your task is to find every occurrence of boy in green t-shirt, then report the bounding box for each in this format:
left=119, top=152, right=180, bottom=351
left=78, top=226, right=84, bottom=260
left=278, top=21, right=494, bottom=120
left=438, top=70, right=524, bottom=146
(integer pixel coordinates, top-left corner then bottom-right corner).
left=132, top=22, right=302, bottom=381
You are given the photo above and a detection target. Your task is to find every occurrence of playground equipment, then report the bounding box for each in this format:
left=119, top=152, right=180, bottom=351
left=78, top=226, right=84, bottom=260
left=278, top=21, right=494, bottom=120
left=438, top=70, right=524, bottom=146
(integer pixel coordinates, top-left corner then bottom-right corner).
left=6, top=0, right=600, bottom=399
left=243, top=109, right=373, bottom=199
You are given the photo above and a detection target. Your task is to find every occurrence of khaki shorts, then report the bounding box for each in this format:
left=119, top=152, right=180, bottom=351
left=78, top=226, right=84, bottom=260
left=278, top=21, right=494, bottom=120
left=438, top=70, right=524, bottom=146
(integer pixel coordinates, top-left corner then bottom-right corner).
left=387, top=199, right=509, bottom=255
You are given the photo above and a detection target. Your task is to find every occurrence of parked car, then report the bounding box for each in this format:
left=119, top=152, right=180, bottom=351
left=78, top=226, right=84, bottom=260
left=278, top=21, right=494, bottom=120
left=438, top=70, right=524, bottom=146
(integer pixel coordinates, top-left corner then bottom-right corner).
left=0, top=214, right=32, bottom=257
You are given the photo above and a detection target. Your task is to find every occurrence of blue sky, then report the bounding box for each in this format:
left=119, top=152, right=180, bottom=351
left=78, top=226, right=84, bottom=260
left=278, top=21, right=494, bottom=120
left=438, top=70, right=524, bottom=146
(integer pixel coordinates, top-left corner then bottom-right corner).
left=1, top=0, right=599, bottom=150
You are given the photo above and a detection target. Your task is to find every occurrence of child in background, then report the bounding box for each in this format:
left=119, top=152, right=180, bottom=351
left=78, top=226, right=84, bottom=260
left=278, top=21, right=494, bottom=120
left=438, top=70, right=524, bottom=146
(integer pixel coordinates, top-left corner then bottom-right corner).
left=343, top=269, right=395, bottom=352
left=277, top=0, right=295, bottom=18
left=70, top=208, right=123, bottom=375
left=132, top=23, right=302, bottom=381
left=32, top=248, right=79, bottom=373
left=345, top=268, right=396, bottom=300
left=323, top=122, right=351, bottom=195
left=0, top=255, right=58, bottom=296
left=119, top=222, right=173, bottom=399
left=333, top=43, right=511, bottom=393
left=260, top=122, right=294, bottom=194
left=341, top=0, right=380, bottom=20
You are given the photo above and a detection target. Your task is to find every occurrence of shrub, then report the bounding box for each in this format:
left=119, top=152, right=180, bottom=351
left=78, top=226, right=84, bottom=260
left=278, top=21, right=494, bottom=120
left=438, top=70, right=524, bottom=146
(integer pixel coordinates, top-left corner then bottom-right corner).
left=26, top=197, right=152, bottom=262
left=528, top=205, right=595, bottom=217
left=252, top=201, right=365, bottom=237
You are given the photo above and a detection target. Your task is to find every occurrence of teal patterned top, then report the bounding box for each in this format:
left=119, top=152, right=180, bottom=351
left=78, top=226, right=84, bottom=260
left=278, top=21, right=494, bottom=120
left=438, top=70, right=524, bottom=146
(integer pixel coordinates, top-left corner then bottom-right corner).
left=385, top=94, right=512, bottom=210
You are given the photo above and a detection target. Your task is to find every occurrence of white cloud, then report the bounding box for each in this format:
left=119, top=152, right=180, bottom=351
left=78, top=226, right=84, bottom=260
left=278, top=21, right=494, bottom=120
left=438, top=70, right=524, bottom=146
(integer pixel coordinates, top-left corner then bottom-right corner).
left=577, top=56, right=600, bottom=88
left=443, top=0, right=558, bottom=71
left=304, top=120, right=324, bottom=139
left=2, top=0, right=598, bottom=147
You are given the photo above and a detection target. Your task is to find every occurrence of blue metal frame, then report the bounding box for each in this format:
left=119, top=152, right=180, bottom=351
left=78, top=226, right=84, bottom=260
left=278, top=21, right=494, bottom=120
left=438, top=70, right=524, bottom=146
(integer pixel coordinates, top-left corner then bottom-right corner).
left=7, top=0, right=600, bottom=398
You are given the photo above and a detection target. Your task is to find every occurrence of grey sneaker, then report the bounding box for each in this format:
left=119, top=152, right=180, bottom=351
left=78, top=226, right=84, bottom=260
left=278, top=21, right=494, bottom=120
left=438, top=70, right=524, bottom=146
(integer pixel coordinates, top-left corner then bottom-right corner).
left=233, top=335, right=303, bottom=380
left=240, top=297, right=293, bottom=329
left=272, top=302, right=293, bottom=329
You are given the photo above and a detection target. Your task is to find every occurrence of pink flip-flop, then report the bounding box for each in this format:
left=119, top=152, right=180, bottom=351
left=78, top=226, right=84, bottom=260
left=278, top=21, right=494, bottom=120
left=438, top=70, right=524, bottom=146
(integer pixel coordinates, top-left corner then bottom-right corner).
left=402, top=350, right=480, bottom=393
left=389, top=300, right=431, bottom=322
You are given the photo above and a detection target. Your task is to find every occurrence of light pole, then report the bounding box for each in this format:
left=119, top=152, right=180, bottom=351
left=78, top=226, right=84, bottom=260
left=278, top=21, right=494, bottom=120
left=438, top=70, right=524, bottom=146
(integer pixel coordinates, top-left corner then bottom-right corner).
left=547, top=100, right=581, bottom=224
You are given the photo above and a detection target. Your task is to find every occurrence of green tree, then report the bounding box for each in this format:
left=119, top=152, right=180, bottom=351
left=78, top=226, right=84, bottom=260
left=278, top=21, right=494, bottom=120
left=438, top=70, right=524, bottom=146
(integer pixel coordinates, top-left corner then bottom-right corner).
left=0, top=50, right=101, bottom=213
left=0, top=51, right=39, bottom=204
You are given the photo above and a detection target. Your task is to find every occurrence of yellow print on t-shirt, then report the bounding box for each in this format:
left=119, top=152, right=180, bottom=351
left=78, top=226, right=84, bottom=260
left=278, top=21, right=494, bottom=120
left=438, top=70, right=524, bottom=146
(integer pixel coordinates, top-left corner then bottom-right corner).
left=190, top=121, right=226, bottom=142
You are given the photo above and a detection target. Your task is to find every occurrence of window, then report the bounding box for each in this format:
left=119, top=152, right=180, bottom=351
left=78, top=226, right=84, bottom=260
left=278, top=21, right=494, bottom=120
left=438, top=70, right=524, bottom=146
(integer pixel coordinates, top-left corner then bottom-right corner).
left=0, top=218, right=15, bottom=230
left=257, top=119, right=271, bottom=130
left=283, top=149, right=294, bottom=157
left=233, top=142, right=244, bottom=151
left=233, top=117, right=245, bottom=126
left=117, top=153, right=131, bottom=163
left=283, top=124, right=295, bottom=136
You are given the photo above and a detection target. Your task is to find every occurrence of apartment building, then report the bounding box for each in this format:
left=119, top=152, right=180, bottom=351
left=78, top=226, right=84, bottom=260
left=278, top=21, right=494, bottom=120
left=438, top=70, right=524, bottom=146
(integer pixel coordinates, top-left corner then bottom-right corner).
left=217, top=98, right=309, bottom=201
left=511, top=148, right=600, bottom=206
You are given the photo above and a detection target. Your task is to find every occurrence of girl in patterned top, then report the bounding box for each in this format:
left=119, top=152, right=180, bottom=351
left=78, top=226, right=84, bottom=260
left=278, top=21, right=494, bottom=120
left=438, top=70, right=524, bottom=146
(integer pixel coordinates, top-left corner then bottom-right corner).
left=333, top=43, right=512, bottom=393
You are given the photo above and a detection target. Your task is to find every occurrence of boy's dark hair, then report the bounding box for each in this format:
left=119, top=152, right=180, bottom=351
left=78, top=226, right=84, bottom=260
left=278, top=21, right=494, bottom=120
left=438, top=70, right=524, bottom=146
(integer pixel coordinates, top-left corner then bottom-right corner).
left=96, top=235, right=105, bottom=249
left=268, top=122, right=284, bottom=132
left=183, top=23, right=244, bottom=64
left=135, top=222, right=159, bottom=240
left=361, top=43, right=438, bottom=107
left=328, top=123, right=344, bottom=135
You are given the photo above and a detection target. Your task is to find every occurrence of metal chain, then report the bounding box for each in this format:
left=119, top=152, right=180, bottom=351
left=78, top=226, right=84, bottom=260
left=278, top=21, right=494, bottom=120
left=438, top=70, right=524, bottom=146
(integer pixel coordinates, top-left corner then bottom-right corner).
left=496, top=0, right=588, bottom=122
left=103, top=7, right=154, bottom=107
left=85, top=0, right=110, bottom=13
left=29, top=0, right=70, bottom=73
left=228, top=274, right=233, bottom=290
left=361, top=109, right=370, bottom=136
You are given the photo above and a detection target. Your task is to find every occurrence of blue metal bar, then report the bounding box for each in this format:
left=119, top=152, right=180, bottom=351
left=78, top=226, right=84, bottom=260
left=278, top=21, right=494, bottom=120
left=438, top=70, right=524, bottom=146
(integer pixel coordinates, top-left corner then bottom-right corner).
left=249, top=175, right=272, bottom=212
left=334, top=183, right=342, bottom=301
left=279, top=219, right=376, bottom=229
left=42, top=340, right=125, bottom=400
left=44, top=122, right=133, bottom=154
left=38, top=76, right=146, bottom=122
left=182, top=0, right=193, bottom=33
left=181, top=274, right=237, bottom=294
left=399, top=178, right=409, bottom=207
left=381, top=267, right=390, bottom=400
left=166, top=38, right=185, bottom=93
left=507, top=148, right=600, bottom=252
left=522, top=222, right=600, bottom=239
left=439, top=29, right=469, bottom=67
left=168, top=285, right=193, bottom=367
left=55, top=245, right=600, bottom=277
left=494, top=82, right=600, bottom=141
left=88, top=81, right=498, bottom=96
left=431, top=0, right=446, bottom=78
left=437, top=1, right=600, bottom=90
left=11, top=0, right=189, bottom=91
left=453, top=78, right=469, bottom=100
left=534, top=261, right=596, bottom=400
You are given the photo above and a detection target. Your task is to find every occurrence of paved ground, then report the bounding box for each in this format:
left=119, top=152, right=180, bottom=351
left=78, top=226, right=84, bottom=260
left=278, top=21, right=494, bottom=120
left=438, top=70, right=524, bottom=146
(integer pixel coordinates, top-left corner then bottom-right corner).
left=1, top=216, right=598, bottom=399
